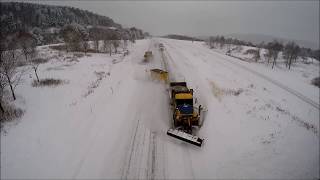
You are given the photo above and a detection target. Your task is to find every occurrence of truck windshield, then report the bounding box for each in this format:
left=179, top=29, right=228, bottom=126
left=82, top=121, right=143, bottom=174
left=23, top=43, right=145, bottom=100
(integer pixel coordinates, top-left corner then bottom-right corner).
left=176, top=99, right=193, bottom=106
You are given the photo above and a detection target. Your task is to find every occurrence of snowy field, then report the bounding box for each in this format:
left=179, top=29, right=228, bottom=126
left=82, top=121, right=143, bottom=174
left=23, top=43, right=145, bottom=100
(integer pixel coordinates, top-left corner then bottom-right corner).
left=1, top=38, right=319, bottom=179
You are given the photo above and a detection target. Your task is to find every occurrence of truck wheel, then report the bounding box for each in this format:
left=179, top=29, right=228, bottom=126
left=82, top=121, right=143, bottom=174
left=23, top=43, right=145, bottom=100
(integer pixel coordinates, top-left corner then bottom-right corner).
left=173, top=114, right=177, bottom=127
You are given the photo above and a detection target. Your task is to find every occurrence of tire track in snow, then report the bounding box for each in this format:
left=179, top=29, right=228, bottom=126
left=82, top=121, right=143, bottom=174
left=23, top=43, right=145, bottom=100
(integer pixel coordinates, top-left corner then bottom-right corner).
left=121, top=114, right=140, bottom=179
left=122, top=40, right=168, bottom=179
left=121, top=114, right=166, bottom=180
left=146, top=132, right=157, bottom=180
left=121, top=112, right=152, bottom=179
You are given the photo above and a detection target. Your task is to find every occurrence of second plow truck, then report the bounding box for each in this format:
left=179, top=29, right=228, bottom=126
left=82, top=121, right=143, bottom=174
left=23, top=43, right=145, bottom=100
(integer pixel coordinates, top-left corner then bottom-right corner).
left=167, top=82, right=204, bottom=147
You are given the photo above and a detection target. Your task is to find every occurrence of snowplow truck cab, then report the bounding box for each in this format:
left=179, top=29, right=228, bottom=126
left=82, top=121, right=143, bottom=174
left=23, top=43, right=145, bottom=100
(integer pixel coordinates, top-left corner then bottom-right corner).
left=170, top=82, right=200, bottom=131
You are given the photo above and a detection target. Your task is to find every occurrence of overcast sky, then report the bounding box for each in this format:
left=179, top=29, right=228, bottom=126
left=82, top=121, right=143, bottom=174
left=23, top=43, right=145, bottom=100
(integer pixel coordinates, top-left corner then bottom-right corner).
left=29, top=1, right=319, bottom=44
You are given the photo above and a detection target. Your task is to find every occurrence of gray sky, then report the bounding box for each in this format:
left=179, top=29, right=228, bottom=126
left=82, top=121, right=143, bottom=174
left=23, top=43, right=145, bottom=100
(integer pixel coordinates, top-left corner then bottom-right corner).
left=29, top=1, right=319, bottom=44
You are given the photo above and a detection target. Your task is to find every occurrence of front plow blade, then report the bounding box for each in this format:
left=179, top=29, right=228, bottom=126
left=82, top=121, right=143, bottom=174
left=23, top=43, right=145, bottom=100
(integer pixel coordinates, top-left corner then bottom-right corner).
left=167, top=129, right=203, bottom=147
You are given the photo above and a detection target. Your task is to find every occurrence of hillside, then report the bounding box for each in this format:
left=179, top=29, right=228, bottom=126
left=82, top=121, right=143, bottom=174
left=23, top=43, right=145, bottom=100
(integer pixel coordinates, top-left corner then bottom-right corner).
left=0, top=2, right=121, bottom=36
left=0, top=2, right=148, bottom=45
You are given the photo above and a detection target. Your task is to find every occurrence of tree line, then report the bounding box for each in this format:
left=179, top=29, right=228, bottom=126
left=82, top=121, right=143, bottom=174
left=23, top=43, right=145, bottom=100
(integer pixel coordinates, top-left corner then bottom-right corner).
left=0, top=2, right=148, bottom=46
left=60, top=23, right=143, bottom=55
left=206, top=35, right=319, bottom=69
left=0, top=2, right=121, bottom=39
left=164, top=34, right=202, bottom=42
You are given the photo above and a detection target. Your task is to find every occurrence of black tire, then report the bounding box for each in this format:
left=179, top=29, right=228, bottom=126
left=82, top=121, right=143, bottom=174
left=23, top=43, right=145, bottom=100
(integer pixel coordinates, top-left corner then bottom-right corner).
left=173, top=113, right=178, bottom=127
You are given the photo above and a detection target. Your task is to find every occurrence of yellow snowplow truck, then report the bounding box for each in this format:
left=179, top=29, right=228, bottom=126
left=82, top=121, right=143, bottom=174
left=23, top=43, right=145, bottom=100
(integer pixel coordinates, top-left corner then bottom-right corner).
left=150, top=69, right=168, bottom=83
left=143, top=51, right=153, bottom=62
left=167, top=82, right=204, bottom=147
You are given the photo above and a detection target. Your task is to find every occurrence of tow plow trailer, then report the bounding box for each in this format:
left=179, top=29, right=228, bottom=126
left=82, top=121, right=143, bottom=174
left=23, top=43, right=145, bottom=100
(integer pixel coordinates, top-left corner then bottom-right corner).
left=167, top=129, right=203, bottom=147
left=167, top=82, right=204, bottom=147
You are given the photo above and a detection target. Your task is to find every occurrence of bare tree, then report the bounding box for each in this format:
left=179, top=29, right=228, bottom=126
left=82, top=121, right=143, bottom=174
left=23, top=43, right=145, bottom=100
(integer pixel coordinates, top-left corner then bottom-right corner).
left=219, top=36, right=225, bottom=49
left=18, top=32, right=36, bottom=61
left=101, top=30, right=118, bottom=55
left=283, top=41, right=300, bottom=69
left=102, top=32, right=112, bottom=56
left=61, top=26, right=77, bottom=52
left=209, top=36, right=215, bottom=49
left=226, top=43, right=231, bottom=55
left=119, top=30, right=129, bottom=50
left=254, top=42, right=264, bottom=62
left=81, top=40, right=89, bottom=55
left=291, top=45, right=300, bottom=67
left=0, top=49, right=22, bottom=100
left=28, top=48, right=40, bottom=82
left=103, top=39, right=111, bottom=55
left=16, top=32, right=41, bottom=82
left=89, top=27, right=104, bottom=53
left=0, top=37, right=6, bottom=64
left=266, top=40, right=283, bottom=69
left=254, top=48, right=261, bottom=62
left=129, top=29, right=136, bottom=44
left=0, top=73, right=6, bottom=113
left=61, top=24, right=86, bottom=52
left=112, top=40, right=120, bottom=54
left=110, top=33, right=120, bottom=54
left=264, top=49, right=272, bottom=64
left=79, top=30, right=89, bottom=54
left=123, top=39, right=128, bottom=50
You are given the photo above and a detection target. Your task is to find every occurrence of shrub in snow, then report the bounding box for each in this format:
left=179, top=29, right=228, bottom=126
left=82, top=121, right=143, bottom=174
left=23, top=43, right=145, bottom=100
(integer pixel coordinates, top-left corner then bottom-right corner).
left=73, top=53, right=84, bottom=58
left=31, top=58, right=49, bottom=64
left=0, top=101, right=24, bottom=132
left=32, top=78, right=65, bottom=87
left=244, top=48, right=261, bottom=62
left=83, top=71, right=107, bottom=98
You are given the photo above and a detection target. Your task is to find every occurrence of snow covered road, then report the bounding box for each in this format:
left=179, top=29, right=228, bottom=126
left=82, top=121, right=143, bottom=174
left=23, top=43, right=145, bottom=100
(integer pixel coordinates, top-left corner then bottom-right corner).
left=1, top=38, right=319, bottom=179
left=160, top=38, right=319, bottom=178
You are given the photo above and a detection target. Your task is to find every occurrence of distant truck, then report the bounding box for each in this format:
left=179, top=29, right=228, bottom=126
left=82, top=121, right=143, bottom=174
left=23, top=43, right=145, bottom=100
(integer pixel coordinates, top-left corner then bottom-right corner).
left=159, top=43, right=164, bottom=51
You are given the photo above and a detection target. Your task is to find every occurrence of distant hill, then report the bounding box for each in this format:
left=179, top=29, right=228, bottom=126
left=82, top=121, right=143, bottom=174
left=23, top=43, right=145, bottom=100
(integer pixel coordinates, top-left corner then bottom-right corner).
left=226, top=33, right=319, bottom=50
left=0, top=2, right=147, bottom=45
left=163, top=34, right=203, bottom=41
left=0, top=2, right=121, bottom=36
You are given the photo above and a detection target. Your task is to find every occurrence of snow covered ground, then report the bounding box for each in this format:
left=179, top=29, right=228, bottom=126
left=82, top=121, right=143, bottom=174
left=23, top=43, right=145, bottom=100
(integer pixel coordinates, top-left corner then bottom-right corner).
left=1, top=38, right=319, bottom=179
